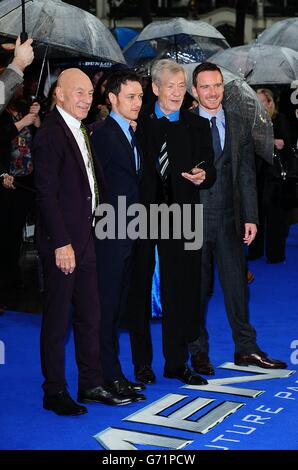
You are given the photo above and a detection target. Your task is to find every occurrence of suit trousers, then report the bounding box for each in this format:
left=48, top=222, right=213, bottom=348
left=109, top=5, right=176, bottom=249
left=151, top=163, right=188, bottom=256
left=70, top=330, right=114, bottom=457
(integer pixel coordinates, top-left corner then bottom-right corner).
left=40, top=232, right=103, bottom=395
left=189, top=208, right=258, bottom=356
left=96, top=239, right=135, bottom=382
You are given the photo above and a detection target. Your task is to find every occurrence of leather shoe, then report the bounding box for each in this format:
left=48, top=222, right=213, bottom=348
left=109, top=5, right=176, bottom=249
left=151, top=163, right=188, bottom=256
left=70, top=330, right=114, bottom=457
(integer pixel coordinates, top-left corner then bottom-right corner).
left=135, top=365, right=156, bottom=384
left=123, top=377, right=146, bottom=391
left=107, top=379, right=146, bottom=402
left=43, top=390, right=87, bottom=416
left=164, top=366, right=208, bottom=385
left=191, top=354, right=215, bottom=376
left=234, top=351, right=287, bottom=369
left=77, top=385, right=133, bottom=406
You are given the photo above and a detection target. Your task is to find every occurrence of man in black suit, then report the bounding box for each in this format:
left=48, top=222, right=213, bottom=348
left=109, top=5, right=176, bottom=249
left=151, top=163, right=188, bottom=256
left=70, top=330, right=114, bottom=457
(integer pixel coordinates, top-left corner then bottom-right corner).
left=126, top=59, right=216, bottom=385
left=189, top=62, right=287, bottom=374
left=33, top=68, right=132, bottom=416
left=91, top=71, right=146, bottom=403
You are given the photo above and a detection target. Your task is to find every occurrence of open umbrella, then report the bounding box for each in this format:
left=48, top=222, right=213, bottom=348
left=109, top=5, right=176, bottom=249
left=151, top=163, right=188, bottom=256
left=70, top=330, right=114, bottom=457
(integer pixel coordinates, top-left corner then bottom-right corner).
left=0, top=0, right=126, bottom=65
left=256, top=18, right=298, bottom=53
left=209, top=44, right=298, bottom=85
left=183, top=62, right=274, bottom=163
left=124, top=17, right=229, bottom=69
left=0, top=0, right=33, bottom=20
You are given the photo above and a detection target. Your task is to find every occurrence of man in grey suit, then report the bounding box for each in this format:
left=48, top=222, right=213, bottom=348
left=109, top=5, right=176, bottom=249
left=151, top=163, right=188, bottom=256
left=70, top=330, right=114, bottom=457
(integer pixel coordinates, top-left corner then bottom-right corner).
left=0, top=36, right=34, bottom=115
left=189, top=62, right=287, bottom=374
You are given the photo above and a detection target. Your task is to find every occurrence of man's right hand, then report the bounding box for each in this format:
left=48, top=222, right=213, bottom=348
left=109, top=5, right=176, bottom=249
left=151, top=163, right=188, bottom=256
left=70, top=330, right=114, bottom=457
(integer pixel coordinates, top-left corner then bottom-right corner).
left=55, top=244, right=76, bottom=275
left=12, top=37, right=34, bottom=72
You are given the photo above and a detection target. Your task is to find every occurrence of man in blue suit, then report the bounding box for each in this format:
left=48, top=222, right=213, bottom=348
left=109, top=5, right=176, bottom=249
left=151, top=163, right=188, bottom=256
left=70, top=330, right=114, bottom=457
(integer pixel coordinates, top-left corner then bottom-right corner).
left=33, top=68, right=132, bottom=415
left=91, top=71, right=146, bottom=403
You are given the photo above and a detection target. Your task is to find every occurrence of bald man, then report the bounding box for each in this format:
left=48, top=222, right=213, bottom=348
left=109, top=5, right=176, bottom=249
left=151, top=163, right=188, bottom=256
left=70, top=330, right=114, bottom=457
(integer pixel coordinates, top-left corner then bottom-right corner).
left=33, top=69, right=132, bottom=416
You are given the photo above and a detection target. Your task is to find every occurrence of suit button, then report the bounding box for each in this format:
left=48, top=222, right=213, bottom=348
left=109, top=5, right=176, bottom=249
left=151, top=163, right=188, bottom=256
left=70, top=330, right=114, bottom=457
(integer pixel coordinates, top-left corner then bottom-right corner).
left=87, top=196, right=91, bottom=201
left=88, top=216, right=91, bottom=221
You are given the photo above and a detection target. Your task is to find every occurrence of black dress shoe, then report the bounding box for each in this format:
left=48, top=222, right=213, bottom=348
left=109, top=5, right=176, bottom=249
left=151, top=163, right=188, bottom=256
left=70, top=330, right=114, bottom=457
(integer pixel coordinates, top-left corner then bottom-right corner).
left=234, top=351, right=287, bottom=369
left=164, top=366, right=208, bottom=385
left=43, top=390, right=88, bottom=416
left=122, top=377, right=146, bottom=391
left=191, top=353, right=215, bottom=376
left=107, top=379, right=146, bottom=402
left=77, top=385, right=133, bottom=406
left=135, top=365, right=156, bottom=384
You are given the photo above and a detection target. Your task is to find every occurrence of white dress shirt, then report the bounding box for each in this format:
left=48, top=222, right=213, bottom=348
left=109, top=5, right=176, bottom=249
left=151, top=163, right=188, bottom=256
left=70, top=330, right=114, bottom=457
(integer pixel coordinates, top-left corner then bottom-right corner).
left=57, top=105, right=96, bottom=213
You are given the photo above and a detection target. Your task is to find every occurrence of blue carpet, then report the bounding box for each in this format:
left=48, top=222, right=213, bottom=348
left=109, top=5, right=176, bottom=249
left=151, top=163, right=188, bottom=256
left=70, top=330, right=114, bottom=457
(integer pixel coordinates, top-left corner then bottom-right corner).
left=0, top=224, right=297, bottom=451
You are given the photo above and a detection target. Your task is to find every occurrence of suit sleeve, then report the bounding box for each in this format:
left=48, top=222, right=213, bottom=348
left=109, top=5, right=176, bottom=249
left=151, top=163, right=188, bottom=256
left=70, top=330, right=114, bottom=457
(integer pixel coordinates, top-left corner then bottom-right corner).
left=238, top=127, right=259, bottom=224
left=33, top=128, right=71, bottom=250
left=0, top=68, right=23, bottom=115
left=91, top=127, right=112, bottom=169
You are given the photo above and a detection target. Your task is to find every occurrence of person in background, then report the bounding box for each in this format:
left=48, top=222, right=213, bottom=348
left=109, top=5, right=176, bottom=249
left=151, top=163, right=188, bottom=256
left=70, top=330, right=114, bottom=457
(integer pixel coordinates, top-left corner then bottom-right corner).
left=249, top=88, right=293, bottom=264
left=0, top=37, right=34, bottom=115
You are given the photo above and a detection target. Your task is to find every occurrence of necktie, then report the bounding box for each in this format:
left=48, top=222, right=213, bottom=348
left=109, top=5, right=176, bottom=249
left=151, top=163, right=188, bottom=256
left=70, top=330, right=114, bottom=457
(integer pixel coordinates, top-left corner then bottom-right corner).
left=80, top=123, right=100, bottom=207
left=128, top=125, right=140, bottom=174
left=210, top=116, right=222, bottom=160
left=156, top=140, right=170, bottom=182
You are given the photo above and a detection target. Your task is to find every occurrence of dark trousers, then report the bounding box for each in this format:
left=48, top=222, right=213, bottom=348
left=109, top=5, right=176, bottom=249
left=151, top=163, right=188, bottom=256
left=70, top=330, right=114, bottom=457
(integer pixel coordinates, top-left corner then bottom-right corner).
left=189, top=209, right=258, bottom=356
left=40, top=233, right=103, bottom=395
left=96, top=240, right=135, bottom=382
left=129, top=237, right=201, bottom=371
left=0, top=179, right=35, bottom=288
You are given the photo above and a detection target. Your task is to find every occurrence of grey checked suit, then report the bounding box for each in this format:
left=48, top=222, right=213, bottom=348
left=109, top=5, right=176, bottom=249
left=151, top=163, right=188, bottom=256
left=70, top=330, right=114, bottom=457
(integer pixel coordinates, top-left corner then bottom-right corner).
left=189, top=107, right=260, bottom=355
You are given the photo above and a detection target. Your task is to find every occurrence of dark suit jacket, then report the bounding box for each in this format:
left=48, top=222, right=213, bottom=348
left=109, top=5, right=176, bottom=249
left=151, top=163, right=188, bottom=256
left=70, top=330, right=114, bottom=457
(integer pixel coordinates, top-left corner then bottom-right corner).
left=32, top=107, right=104, bottom=256
left=91, top=115, right=140, bottom=212
left=136, top=104, right=216, bottom=209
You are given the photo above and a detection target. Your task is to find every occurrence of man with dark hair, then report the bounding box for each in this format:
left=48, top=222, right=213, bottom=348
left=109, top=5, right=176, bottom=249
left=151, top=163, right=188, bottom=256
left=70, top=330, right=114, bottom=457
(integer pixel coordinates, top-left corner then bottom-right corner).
left=189, top=62, right=287, bottom=374
left=91, top=70, right=146, bottom=402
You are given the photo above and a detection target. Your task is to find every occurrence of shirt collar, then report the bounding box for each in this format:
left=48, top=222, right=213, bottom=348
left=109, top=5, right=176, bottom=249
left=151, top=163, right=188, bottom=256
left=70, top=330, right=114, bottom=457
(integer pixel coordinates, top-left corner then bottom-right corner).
left=56, top=105, right=81, bottom=129
left=110, top=110, right=130, bottom=133
left=198, top=105, right=224, bottom=122
left=155, top=101, right=180, bottom=122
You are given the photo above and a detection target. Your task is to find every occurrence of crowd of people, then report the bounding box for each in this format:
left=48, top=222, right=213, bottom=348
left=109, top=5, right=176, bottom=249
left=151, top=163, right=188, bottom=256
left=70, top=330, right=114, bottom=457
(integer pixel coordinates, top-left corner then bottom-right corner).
left=0, top=36, right=296, bottom=416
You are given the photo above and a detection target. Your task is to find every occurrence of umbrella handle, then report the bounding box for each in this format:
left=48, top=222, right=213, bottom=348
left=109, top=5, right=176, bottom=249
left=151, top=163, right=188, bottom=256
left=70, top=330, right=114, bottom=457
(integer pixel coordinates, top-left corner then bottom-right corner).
left=20, top=32, right=28, bottom=44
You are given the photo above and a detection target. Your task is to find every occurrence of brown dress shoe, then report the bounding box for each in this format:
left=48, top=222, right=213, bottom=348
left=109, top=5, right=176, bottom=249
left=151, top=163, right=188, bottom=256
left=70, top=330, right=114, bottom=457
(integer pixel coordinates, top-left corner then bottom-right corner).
left=246, top=270, right=254, bottom=284
left=234, top=351, right=287, bottom=369
left=191, top=353, right=215, bottom=375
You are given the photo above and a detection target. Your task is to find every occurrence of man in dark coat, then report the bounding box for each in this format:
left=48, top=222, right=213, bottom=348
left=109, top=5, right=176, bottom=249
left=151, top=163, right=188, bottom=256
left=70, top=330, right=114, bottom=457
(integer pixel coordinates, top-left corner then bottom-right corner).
left=33, top=68, right=132, bottom=416
left=126, top=59, right=216, bottom=385
left=189, top=62, right=287, bottom=375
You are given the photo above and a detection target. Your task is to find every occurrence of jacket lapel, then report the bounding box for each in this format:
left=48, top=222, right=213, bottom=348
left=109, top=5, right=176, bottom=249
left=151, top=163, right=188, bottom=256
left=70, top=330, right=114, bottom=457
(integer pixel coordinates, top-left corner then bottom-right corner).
left=106, top=116, right=141, bottom=178
left=53, top=107, right=89, bottom=183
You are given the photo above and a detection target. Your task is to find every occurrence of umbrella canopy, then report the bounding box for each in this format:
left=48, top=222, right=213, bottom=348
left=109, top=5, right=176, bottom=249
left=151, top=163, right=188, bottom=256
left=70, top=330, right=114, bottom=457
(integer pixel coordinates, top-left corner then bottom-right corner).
left=124, top=17, right=229, bottom=69
left=113, top=27, right=138, bottom=50
left=0, top=0, right=33, bottom=20
left=0, top=0, right=126, bottom=65
left=209, top=44, right=298, bottom=85
left=183, top=62, right=274, bottom=163
left=256, top=18, right=298, bottom=53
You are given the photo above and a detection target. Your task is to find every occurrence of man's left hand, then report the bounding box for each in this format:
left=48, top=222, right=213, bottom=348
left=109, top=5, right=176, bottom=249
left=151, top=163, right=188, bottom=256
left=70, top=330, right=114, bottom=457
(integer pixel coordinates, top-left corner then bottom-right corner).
left=243, top=223, right=257, bottom=245
left=181, top=168, right=206, bottom=185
